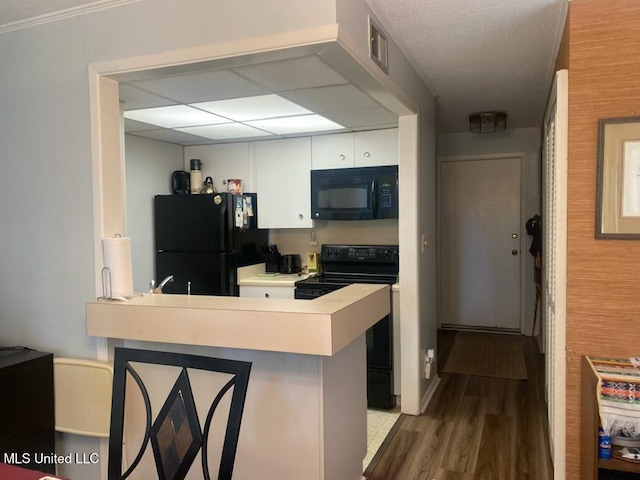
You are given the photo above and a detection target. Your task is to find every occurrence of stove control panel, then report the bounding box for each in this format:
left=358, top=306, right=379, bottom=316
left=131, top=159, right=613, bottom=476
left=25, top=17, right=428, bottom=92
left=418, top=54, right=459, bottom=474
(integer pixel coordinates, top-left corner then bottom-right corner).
left=321, top=245, right=399, bottom=263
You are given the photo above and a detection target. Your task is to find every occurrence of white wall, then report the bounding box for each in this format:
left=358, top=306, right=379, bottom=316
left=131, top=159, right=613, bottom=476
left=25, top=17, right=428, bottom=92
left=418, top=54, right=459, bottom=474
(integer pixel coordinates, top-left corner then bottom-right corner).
left=335, top=0, right=438, bottom=413
left=125, top=134, right=183, bottom=293
left=438, top=127, right=542, bottom=336
left=0, top=0, right=336, bottom=354
left=0, top=1, right=336, bottom=477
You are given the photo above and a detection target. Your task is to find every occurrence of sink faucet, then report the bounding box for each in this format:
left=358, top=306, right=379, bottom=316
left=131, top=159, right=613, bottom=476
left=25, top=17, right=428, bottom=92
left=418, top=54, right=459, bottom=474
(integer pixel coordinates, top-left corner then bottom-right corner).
left=150, top=275, right=174, bottom=293
left=158, top=275, right=174, bottom=290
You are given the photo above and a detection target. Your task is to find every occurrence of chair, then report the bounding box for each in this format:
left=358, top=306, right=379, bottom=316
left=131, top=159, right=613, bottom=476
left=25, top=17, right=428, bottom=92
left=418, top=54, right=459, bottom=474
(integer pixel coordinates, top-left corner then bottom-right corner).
left=108, top=347, right=251, bottom=480
left=53, top=357, right=114, bottom=437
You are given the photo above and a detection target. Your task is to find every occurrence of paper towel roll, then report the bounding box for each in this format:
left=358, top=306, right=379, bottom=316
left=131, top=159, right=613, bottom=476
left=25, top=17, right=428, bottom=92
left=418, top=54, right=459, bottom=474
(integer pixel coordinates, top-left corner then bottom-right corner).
left=102, top=237, right=134, bottom=298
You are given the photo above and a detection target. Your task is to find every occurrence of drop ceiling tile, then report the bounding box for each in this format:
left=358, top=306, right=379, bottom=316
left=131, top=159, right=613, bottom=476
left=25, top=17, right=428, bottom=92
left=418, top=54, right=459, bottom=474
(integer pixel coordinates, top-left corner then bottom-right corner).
left=129, top=70, right=270, bottom=104
left=321, top=107, right=398, bottom=128
left=245, top=115, right=345, bottom=135
left=280, top=85, right=379, bottom=113
left=124, top=118, right=160, bottom=132
left=119, top=83, right=177, bottom=111
left=176, top=123, right=274, bottom=140
left=124, top=105, right=230, bottom=128
left=233, top=56, right=348, bottom=92
left=190, top=94, right=311, bottom=121
left=128, top=129, right=214, bottom=146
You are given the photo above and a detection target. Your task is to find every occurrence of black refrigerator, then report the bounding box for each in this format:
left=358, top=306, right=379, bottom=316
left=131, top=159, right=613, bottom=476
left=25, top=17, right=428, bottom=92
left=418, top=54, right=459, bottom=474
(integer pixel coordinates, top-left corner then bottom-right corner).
left=154, top=193, right=267, bottom=296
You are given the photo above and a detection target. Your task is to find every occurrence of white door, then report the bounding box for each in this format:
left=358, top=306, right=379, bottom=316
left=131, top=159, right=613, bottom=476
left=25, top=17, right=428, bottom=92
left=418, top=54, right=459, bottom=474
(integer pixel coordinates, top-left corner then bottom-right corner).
left=542, top=69, right=568, bottom=479
left=440, top=157, right=522, bottom=331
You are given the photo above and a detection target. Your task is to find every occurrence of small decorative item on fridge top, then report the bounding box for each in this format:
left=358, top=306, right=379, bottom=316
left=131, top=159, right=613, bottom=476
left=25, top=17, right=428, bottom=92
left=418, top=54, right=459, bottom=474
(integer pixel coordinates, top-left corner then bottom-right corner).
left=227, top=179, right=242, bottom=195
left=199, top=176, right=216, bottom=194
left=190, top=159, right=202, bottom=194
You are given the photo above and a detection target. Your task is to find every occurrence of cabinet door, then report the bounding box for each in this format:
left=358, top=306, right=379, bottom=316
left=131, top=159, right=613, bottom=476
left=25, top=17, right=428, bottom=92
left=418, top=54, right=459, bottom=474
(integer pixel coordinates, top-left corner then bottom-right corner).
left=255, top=137, right=313, bottom=228
left=239, top=285, right=294, bottom=299
left=184, top=143, right=251, bottom=193
left=311, top=133, right=354, bottom=169
left=354, top=128, right=398, bottom=167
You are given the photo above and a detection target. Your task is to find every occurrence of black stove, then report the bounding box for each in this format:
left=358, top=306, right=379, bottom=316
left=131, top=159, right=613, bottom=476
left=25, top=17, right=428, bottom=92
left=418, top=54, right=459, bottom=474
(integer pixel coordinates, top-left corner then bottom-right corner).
left=295, top=245, right=399, bottom=298
left=295, top=244, right=399, bottom=409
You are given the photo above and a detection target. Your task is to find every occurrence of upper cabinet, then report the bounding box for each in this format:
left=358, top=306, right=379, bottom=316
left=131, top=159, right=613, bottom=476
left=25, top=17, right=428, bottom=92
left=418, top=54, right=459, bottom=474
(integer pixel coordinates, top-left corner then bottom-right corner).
left=254, top=137, right=313, bottom=229
left=184, top=143, right=252, bottom=193
left=354, top=128, right=398, bottom=167
left=311, top=128, right=398, bottom=170
left=311, top=133, right=355, bottom=169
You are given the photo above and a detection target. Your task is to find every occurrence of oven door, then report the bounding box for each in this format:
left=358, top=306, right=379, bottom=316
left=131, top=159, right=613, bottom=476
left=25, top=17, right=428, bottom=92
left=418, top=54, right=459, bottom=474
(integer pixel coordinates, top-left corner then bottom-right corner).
left=367, top=315, right=392, bottom=370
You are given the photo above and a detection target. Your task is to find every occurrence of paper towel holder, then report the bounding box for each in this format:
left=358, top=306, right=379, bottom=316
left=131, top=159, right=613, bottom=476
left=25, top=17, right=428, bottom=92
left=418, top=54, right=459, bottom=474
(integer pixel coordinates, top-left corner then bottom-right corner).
left=99, top=232, right=141, bottom=301
left=98, top=266, right=141, bottom=301
left=101, top=266, right=113, bottom=299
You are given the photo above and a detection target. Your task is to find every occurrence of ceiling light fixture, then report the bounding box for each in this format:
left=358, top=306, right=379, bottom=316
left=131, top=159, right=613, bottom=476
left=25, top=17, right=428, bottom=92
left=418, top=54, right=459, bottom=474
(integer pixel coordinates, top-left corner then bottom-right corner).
left=123, top=105, right=229, bottom=128
left=190, top=94, right=312, bottom=121
left=469, top=112, right=507, bottom=133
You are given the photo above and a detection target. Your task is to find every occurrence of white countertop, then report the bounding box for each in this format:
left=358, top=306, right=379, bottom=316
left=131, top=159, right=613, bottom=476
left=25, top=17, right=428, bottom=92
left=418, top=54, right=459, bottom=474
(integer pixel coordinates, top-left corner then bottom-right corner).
left=239, top=272, right=316, bottom=287
left=237, top=263, right=316, bottom=287
left=86, top=283, right=389, bottom=356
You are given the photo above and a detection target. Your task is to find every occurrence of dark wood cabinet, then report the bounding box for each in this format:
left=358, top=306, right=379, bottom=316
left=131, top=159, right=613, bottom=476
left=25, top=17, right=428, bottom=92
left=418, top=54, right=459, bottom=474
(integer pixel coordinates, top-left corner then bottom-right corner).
left=0, top=348, right=55, bottom=474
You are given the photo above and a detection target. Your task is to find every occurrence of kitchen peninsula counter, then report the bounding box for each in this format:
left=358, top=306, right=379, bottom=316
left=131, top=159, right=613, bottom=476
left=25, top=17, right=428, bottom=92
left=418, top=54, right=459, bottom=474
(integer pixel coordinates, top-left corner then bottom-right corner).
left=86, top=283, right=388, bottom=356
left=86, top=284, right=389, bottom=480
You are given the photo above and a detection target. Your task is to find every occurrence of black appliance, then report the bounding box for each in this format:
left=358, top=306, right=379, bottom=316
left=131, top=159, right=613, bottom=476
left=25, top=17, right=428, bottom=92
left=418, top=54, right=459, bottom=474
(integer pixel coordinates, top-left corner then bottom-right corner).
left=311, top=165, right=398, bottom=221
left=154, top=193, right=267, bottom=296
left=295, top=244, right=399, bottom=409
left=280, top=254, right=302, bottom=274
left=171, top=170, right=190, bottom=195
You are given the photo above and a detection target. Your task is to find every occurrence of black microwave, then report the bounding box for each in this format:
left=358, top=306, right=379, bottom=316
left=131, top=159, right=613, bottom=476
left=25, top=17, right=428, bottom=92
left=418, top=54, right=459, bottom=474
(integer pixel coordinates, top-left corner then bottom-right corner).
left=311, top=165, right=398, bottom=220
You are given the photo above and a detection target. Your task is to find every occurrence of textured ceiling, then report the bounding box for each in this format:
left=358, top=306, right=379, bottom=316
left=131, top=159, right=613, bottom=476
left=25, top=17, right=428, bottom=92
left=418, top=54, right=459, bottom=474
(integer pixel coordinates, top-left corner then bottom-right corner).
left=1, top=0, right=568, bottom=134
left=367, top=0, right=567, bottom=132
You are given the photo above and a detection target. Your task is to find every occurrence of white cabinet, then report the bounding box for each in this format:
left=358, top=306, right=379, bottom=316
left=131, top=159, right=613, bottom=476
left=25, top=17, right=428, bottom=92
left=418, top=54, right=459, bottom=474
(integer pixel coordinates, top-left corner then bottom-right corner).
left=239, top=285, right=295, bottom=299
left=354, top=128, right=398, bottom=167
left=310, top=129, right=398, bottom=170
left=184, top=143, right=253, bottom=193
left=311, top=133, right=355, bottom=169
left=254, top=137, right=312, bottom=229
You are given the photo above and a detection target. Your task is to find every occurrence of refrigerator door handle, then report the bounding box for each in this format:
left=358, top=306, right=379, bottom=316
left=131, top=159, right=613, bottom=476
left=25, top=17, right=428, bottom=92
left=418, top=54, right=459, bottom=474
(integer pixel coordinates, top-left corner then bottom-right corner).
left=219, top=194, right=230, bottom=251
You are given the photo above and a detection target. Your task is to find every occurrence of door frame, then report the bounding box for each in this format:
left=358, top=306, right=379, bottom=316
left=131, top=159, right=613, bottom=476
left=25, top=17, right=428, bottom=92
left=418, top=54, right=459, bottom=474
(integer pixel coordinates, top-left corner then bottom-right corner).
left=437, top=153, right=527, bottom=334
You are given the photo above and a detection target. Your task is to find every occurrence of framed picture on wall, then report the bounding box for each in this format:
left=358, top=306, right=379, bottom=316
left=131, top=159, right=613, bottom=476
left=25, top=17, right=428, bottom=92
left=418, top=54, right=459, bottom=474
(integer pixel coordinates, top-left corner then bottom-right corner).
left=596, top=116, right=640, bottom=238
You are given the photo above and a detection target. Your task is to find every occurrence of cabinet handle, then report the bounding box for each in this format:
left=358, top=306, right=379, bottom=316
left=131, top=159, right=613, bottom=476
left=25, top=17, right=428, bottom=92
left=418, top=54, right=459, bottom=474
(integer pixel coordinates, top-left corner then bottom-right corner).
left=339, top=154, right=346, bottom=160
left=265, top=293, right=270, bottom=298
left=364, top=152, right=370, bottom=158
left=299, top=214, right=304, bottom=219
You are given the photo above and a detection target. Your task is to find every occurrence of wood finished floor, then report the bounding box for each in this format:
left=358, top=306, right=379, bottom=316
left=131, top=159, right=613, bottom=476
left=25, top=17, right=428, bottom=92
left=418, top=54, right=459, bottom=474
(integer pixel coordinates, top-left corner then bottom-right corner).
left=366, top=330, right=554, bottom=480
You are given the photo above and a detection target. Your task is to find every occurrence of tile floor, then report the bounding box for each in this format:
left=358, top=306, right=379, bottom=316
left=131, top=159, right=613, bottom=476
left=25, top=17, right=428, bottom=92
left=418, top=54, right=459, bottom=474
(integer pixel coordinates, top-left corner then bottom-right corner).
left=363, top=407, right=401, bottom=471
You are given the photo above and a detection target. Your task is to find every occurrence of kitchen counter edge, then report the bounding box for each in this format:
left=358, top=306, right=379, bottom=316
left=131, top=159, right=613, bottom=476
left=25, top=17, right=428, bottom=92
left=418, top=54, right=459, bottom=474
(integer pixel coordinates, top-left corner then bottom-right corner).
left=86, top=284, right=389, bottom=357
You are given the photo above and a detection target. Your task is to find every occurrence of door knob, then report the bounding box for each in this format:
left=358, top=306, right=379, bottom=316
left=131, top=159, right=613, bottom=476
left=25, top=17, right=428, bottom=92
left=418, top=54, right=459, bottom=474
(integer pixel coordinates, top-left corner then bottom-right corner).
left=512, top=249, right=518, bottom=256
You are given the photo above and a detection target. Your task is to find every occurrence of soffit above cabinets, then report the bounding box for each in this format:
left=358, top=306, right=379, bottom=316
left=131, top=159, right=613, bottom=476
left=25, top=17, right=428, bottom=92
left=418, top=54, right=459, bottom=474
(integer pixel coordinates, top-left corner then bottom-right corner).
left=119, top=55, right=398, bottom=146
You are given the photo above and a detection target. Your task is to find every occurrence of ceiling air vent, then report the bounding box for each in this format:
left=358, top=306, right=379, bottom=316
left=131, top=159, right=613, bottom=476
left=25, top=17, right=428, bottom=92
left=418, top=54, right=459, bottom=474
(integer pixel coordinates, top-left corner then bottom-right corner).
left=368, top=17, right=388, bottom=74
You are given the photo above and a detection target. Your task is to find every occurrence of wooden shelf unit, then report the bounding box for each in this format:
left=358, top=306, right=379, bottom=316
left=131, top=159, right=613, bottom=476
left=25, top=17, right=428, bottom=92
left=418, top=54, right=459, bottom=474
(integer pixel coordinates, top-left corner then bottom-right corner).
left=582, top=356, right=640, bottom=479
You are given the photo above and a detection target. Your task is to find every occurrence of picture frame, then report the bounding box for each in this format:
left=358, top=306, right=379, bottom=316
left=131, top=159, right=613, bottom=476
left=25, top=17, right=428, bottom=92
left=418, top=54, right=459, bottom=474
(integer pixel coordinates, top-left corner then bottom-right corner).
left=596, top=116, right=640, bottom=238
